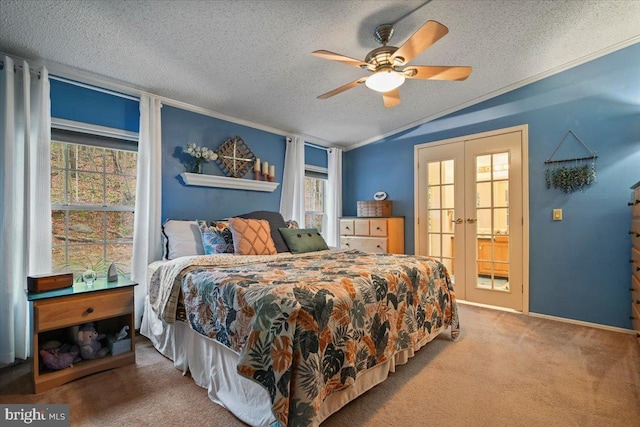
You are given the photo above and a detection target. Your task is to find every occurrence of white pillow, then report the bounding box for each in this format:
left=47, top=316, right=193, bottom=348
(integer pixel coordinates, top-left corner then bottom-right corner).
left=161, top=220, right=205, bottom=259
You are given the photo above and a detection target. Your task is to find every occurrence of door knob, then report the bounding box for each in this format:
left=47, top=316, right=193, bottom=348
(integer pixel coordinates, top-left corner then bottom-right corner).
left=451, top=218, right=463, bottom=224
left=466, top=218, right=478, bottom=224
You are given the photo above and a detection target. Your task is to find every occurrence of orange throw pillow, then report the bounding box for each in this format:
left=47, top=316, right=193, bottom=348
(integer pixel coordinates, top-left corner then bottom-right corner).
left=229, top=217, right=277, bottom=255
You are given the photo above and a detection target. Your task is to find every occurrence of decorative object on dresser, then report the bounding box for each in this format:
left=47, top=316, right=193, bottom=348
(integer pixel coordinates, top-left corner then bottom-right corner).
left=27, top=272, right=73, bottom=293
left=357, top=200, right=393, bottom=217
left=340, top=216, right=404, bottom=254
left=28, top=276, right=137, bottom=393
left=215, top=136, right=255, bottom=178
left=630, top=180, right=640, bottom=345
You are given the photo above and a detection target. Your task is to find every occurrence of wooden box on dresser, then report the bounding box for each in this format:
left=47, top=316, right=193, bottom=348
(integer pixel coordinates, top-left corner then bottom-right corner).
left=631, top=181, right=640, bottom=345
left=340, top=217, right=404, bottom=254
left=28, top=277, right=137, bottom=393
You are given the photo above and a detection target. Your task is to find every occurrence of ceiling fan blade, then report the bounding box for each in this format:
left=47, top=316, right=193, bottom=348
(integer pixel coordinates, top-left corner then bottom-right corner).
left=312, top=50, right=369, bottom=68
left=317, top=78, right=367, bottom=99
left=404, top=66, right=472, bottom=81
left=392, top=20, right=449, bottom=65
left=382, top=88, right=400, bottom=108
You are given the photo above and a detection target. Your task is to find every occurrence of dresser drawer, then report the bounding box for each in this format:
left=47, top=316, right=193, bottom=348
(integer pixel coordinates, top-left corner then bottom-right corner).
left=369, top=219, right=388, bottom=237
left=631, top=275, right=640, bottom=303
left=632, top=302, right=640, bottom=333
left=632, top=219, right=640, bottom=248
left=341, top=237, right=387, bottom=253
left=632, top=247, right=640, bottom=282
left=35, top=288, right=133, bottom=332
left=354, top=219, right=370, bottom=236
left=340, top=219, right=355, bottom=236
left=633, top=187, right=640, bottom=218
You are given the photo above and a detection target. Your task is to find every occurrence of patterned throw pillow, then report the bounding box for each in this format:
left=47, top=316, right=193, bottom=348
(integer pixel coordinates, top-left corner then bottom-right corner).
left=197, top=219, right=235, bottom=254
left=228, top=217, right=277, bottom=255
left=285, top=220, right=299, bottom=229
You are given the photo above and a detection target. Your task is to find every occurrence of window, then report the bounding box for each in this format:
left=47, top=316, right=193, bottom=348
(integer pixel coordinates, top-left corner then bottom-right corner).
left=50, top=132, right=137, bottom=277
left=304, top=166, right=327, bottom=233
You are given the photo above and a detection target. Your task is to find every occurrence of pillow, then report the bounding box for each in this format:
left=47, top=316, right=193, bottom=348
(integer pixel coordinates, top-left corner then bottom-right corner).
left=229, top=217, right=277, bottom=255
left=278, top=228, right=329, bottom=254
left=237, top=211, right=289, bottom=253
left=197, top=219, right=234, bottom=254
left=161, top=220, right=205, bottom=259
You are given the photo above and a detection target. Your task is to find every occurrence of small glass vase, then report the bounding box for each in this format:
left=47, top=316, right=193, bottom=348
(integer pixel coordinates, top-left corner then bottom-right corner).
left=190, top=160, right=203, bottom=174
left=82, top=269, right=97, bottom=287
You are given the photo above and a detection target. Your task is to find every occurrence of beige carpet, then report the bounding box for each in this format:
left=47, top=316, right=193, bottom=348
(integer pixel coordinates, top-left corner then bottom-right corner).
left=1, top=304, right=639, bottom=426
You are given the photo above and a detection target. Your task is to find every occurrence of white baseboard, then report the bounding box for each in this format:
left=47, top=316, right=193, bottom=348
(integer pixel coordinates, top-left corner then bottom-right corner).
left=528, top=312, right=635, bottom=335
left=457, top=299, right=635, bottom=335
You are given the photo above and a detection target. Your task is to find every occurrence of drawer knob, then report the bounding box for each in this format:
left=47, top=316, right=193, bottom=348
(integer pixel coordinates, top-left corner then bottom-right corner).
left=629, top=202, right=634, bottom=207
left=376, top=245, right=381, bottom=248
left=636, top=267, right=640, bottom=272
left=376, top=227, right=381, bottom=230
left=345, top=243, right=350, bottom=246
left=86, top=307, right=94, bottom=314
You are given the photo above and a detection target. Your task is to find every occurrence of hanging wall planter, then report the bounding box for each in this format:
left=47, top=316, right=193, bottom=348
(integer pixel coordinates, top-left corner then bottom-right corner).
left=544, top=130, right=597, bottom=193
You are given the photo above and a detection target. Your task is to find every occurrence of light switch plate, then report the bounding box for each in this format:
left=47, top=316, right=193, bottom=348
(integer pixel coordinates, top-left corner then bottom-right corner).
left=553, top=209, right=563, bottom=221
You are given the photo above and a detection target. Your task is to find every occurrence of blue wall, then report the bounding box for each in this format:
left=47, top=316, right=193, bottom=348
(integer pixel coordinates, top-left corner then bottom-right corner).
left=50, top=79, right=139, bottom=132
left=344, top=42, right=640, bottom=328
left=161, top=105, right=286, bottom=221
left=305, top=145, right=328, bottom=168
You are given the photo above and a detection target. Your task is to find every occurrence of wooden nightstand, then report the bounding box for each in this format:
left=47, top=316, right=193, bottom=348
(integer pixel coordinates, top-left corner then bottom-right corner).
left=28, top=276, right=137, bottom=393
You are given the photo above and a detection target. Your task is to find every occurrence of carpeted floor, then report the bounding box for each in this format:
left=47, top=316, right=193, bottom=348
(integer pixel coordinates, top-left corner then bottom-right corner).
left=1, top=304, right=639, bottom=426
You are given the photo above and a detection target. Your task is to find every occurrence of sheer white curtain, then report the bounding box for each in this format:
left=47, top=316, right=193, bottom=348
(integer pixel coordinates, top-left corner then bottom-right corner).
left=0, top=56, right=51, bottom=364
left=131, top=95, right=163, bottom=328
left=325, top=147, right=343, bottom=247
left=279, top=136, right=306, bottom=227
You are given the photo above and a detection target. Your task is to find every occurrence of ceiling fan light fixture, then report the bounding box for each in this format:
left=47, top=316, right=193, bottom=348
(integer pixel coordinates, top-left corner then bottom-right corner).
left=365, top=70, right=405, bottom=93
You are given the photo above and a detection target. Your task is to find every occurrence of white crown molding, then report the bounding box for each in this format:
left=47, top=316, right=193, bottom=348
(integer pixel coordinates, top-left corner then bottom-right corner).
left=180, top=172, right=279, bottom=192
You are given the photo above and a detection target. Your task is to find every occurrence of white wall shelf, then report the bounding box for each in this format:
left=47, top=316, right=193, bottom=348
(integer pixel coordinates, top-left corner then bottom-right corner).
left=180, top=172, right=280, bottom=192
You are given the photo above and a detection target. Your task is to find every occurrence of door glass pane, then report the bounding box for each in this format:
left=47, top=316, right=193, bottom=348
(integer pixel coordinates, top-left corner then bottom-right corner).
left=475, top=151, right=510, bottom=292
left=429, top=187, right=441, bottom=209
left=477, top=182, right=491, bottom=208
left=429, top=210, right=441, bottom=233
left=442, top=160, right=454, bottom=184
left=429, top=234, right=441, bottom=256
left=442, top=184, right=454, bottom=208
left=428, top=163, right=440, bottom=185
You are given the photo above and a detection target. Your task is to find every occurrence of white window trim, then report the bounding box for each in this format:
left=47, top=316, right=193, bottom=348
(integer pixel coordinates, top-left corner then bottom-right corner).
left=52, top=118, right=139, bottom=142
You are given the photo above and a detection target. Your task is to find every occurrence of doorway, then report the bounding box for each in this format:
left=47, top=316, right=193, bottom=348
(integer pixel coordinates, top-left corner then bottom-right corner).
left=415, top=125, right=528, bottom=312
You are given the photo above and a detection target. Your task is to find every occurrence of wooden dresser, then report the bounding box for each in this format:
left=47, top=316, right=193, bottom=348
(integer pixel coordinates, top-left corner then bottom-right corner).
left=630, top=181, right=640, bottom=345
left=339, top=217, right=404, bottom=254
left=29, top=277, right=137, bottom=393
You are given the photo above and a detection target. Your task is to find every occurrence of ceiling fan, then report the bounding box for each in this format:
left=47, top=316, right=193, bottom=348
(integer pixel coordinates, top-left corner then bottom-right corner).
left=312, top=20, right=472, bottom=108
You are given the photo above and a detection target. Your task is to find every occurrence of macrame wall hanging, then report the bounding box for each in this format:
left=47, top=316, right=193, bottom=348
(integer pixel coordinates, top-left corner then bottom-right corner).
left=544, top=130, right=597, bottom=193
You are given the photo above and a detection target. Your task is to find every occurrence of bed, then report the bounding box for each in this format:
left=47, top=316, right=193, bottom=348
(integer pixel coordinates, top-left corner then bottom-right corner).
left=140, top=215, right=459, bottom=427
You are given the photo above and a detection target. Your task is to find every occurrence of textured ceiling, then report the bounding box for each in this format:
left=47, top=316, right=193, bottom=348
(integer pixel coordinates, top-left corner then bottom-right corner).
left=1, top=0, right=639, bottom=148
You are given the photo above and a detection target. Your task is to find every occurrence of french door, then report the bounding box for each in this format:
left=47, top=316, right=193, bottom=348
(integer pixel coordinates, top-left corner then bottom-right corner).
left=415, top=126, right=527, bottom=311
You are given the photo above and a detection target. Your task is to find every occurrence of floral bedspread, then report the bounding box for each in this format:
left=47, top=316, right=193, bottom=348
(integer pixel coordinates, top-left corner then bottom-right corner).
left=170, top=249, right=459, bottom=427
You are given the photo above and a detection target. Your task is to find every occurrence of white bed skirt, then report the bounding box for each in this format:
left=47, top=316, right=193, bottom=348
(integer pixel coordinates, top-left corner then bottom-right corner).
left=141, top=296, right=452, bottom=426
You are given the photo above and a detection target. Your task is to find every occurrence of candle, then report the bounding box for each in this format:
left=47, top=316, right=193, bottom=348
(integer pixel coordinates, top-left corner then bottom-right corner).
left=262, top=161, right=269, bottom=175
left=269, top=165, right=275, bottom=178
left=254, top=158, right=260, bottom=172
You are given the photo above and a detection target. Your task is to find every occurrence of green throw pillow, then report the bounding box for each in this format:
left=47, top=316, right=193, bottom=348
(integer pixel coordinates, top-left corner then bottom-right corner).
left=279, top=228, right=329, bottom=254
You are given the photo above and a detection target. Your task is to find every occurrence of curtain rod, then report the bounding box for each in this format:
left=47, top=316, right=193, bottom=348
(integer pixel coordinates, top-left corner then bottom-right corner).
left=304, top=142, right=329, bottom=152
left=0, top=60, right=42, bottom=79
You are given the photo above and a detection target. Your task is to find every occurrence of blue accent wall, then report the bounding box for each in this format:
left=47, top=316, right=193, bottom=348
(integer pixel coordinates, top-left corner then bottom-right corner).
left=305, top=145, right=328, bottom=168
left=50, top=79, right=139, bottom=132
left=161, top=105, right=286, bottom=221
left=344, top=42, right=640, bottom=328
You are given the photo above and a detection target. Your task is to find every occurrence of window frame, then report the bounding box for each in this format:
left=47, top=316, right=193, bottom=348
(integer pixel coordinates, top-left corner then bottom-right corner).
left=50, top=119, right=138, bottom=275
left=304, top=164, right=328, bottom=235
